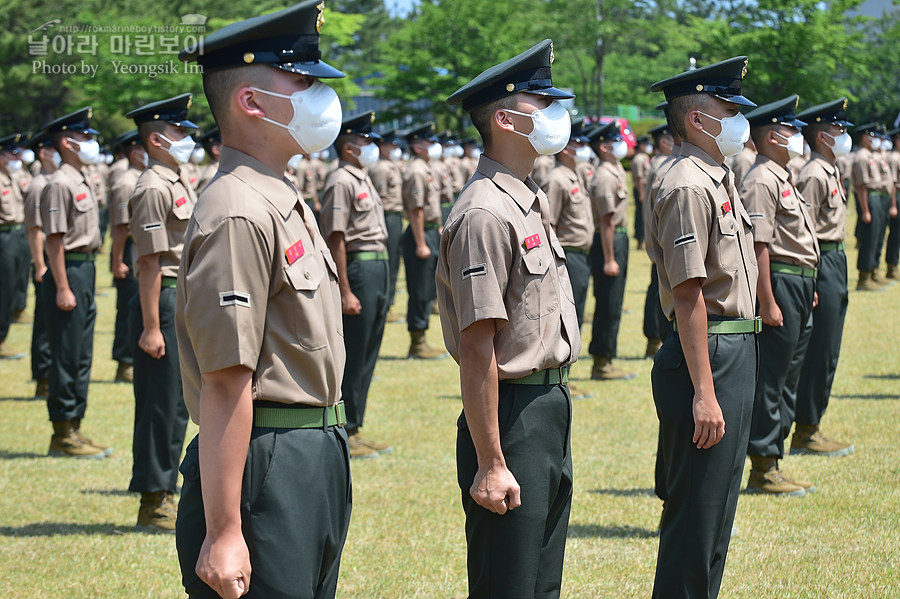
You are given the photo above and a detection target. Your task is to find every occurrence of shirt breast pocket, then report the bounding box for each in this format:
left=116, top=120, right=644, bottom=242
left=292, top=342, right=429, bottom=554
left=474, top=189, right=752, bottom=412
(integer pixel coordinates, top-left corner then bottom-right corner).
left=354, top=193, right=373, bottom=213
left=284, top=256, right=328, bottom=350
left=779, top=191, right=798, bottom=210
left=717, top=214, right=739, bottom=272
left=172, top=197, right=193, bottom=220
left=522, top=246, right=558, bottom=320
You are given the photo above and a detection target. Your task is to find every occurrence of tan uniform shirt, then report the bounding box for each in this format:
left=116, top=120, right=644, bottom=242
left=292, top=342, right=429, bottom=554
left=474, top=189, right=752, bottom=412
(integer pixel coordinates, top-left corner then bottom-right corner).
left=445, top=155, right=467, bottom=194
left=24, top=171, right=50, bottom=230
left=368, top=159, right=403, bottom=213
left=109, top=166, right=142, bottom=228
left=644, top=150, right=681, bottom=264
left=889, top=150, right=900, bottom=187
left=731, top=145, right=757, bottom=189
left=740, top=155, right=819, bottom=269
left=436, top=155, right=580, bottom=379
left=574, top=162, right=594, bottom=193
left=197, top=161, right=219, bottom=192
left=631, top=152, right=651, bottom=196
left=648, top=142, right=758, bottom=320
left=0, top=169, right=24, bottom=224
left=589, top=160, right=628, bottom=229
left=176, top=147, right=345, bottom=422
left=181, top=161, right=201, bottom=191
left=834, top=153, right=853, bottom=187
left=402, top=157, right=442, bottom=225
left=129, top=160, right=197, bottom=278
left=531, top=154, right=554, bottom=191
left=546, top=164, right=593, bottom=251
left=796, top=153, right=846, bottom=243
left=644, top=153, right=668, bottom=193
left=875, top=151, right=894, bottom=194
left=787, top=154, right=808, bottom=180
left=298, top=161, right=320, bottom=201
left=432, top=159, right=455, bottom=205
left=83, top=163, right=108, bottom=208
left=40, top=163, right=101, bottom=253
left=12, top=168, right=33, bottom=199
left=321, top=161, right=387, bottom=253
left=107, top=157, right=129, bottom=188
left=460, top=155, right=478, bottom=180
left=852, top=147, right=884, bottom=191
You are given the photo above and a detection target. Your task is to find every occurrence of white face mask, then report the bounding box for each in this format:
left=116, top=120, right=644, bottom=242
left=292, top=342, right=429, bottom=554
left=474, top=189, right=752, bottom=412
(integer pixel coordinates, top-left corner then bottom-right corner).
left=310, top=152, right=321, bottom=160
left=5, top=159, right=23, bottom=174
left=389, top=147, right=402, bottom=161
left=354, top=142, right=380, bottom=168
left=471, top=148, right=482, bottom=160
left=158, top=134, right=196, bottom=164
left=823, top=131, right=852, bottom=157
left=610, top=140, right=628, bottom=160
left=51, top=151, right=62, bottom=169
left=887, top=140, right=895, bottom=151
left=774, top=130, right=805, bottom=160
left=870, top=137, right=883, bottom=151
left=697, top=111, right=750, bottom=158
left=427, top=142, right=443, bottom=160
left=20, top=149, right=35, bottom=165
left=139, top=151, right=149, bottom=168
left=643, top=144, right=653, bottom=154
left=251, top=81, right=343, bottom=154
left=287, top=154, right=303, bottom=171
left=573, top=145, right=593, bottom=164
left=505, top=101, right=571, bottom=155
left=442, top=146, right=455, bottom=160
left=68, top=138, right=101, bottom=165
left=191, top=147, right=206, bottom=164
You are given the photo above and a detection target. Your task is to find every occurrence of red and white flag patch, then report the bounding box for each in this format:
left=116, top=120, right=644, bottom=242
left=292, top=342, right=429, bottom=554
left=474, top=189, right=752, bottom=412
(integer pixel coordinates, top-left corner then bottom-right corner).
left=524, top=234, right=542, bottom=250
left=285, top=239, right=305, bottom=264
left=175, top=197, right=187, bottom=207
left=75, top=193, right=88, bottom=201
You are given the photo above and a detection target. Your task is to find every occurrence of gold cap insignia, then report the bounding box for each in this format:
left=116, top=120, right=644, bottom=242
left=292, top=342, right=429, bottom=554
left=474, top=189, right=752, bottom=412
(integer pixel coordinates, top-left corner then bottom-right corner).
left=61, top=126, right=67, bottom=131
left=842, top=98, right=848, bottom=109
left=370, top=113, right=375, bottom=123
left=816, top=117, right=822, bottom=122
left=153, top=114, right=160, bottom=120
left=243, top=52, right=255, bottom=64
left=186, top=96, right=192, bottom=109
left=87, top=108, right=93, bottom=119
left=696, top=84, right=703, bottom=92
left=549, top=42, right=555, bottom=65
left=316, top=2, right=325, bottom=33
left=741, top=59, right=748, bottom=79
left=794, top=97, right=799, bottom=109
left=506, top=83, right=515, bottom=92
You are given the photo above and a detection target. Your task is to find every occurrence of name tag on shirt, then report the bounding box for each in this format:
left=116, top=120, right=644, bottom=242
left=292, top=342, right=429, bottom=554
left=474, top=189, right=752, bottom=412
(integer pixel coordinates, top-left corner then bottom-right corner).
left=571, top=186, right=580, bottom=195
left=285, top=239, right=305, bottom=264
left=175, top=197, right=187, bottom=207
left=782, top=189, right=792, bottom=198
left=722, top=201, right=731, bottom=214
left=76, top=193, right=88, bottom=201
left=357, top=192, right=369, bottom=200
left=524, top=234, right=542, bottom=250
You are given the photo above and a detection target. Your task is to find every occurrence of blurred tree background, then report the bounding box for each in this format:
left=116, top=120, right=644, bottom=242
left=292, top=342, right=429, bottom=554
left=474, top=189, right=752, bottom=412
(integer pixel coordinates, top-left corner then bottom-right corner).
left=1, top=0, right=898, bottom=141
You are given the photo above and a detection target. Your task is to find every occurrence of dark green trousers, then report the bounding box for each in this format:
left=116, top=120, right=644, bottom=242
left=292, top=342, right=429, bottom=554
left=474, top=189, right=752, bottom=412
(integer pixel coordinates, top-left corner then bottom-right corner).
left=176, top=424, right=352, bottom=599
left=342, top=259, right=389, bottom=431
left=886, top=211, right=900, bottom=266
left=457, top=381, right=573, bottom=599
left=13, top=226, right=29, bottom=312
left=644, top=264, right=673, bottom=342
left=748, top=272, right=814, bottom=458
left=796, top=248, right=848, bottom=426
left=384, top=211, right=404, bottom=308
left=402, top=226, right=439, bottom=332
left=128, top=288, right=188, bottom=493
left=857, top=191, right=887, bottom=272
left=30, top=277, right=51, bottom=381
left=563, top=249, right=590, bottom=330
left=633, top=187, right=644, bottom=242
left=589, top=230, right=628, bottom=358
left=652, top=330, right=756, bottom=599
left=0, top=227, right=28, bottom=343
left=112, top=237, right=137, bottom=365
left=43, top=259, right=96, bottom=422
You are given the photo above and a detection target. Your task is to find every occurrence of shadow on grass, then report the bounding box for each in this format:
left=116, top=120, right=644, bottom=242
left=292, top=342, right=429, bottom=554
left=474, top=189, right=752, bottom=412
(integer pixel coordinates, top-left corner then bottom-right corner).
left=833, top=393, right=899, bottom=400
left=0, top=522, right=131, bottom=537
left=588, top=488, right=655, bottom=497
left=567, top=523, right=656, bottom=539
left=0, top=449, right=46, bottom=459
left=80, top=488, right=134, bottom=497
left=861, top=374, right=900, bottom=380
left=437, top=394, right=461, bottom=401
left=0, top=396, right=43, bottom=403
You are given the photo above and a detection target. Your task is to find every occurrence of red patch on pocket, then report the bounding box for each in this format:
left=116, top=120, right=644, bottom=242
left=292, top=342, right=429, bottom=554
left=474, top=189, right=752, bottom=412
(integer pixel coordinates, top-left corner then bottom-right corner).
left=175, top=197, right=187, bottom=207
left=190, top=177, right=197, bottom=184
left=1, top=189, right=9, bottom=195
left=357, top=192, right=368, bottom=200
left=722, top=201, right=731, bottom=214
left=782, top=189, right=792, bottom=197
left=571, top=186, right=580, bottom=195
left=524, top=234, right=542, bottom=250
left=285, top=239, right=305, bottom=264
left=75, top=193, right=88, bottom=201
left=832, top=188, right=838, bottom=196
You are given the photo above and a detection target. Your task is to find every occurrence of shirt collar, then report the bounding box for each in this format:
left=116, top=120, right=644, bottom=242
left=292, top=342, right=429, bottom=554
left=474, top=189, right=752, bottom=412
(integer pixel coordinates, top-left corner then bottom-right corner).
left=338, top=160, right=367, bottom=181
left=756, top=154, right=791, bottom=183
left=218, top=146, right=299, bottom=220
left=680, top=141, right=727, bottom=185
left=60, top=162, right=86, bottom=184
left=809, top=152, right=837, bottom=176
left=476, top=155, right=540, bottom=214
left=148, top=159, right=180, bottom=184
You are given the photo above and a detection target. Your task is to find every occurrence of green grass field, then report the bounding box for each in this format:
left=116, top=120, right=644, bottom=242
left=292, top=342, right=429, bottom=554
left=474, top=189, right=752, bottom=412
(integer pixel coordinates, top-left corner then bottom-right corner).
left=1, top=208, right=898, bottom=598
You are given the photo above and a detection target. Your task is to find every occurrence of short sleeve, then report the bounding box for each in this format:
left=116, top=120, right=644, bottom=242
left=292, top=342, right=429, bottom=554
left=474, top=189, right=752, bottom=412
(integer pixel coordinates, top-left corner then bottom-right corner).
left=796, top=170, right=828, bottom=213
left=656, top=186, right=710, bottom=289
left=320, top=179, right=352, bottom=237
left=24, top=185, right=42, bottom=230
left=108, top=181, right=132, bottom=227
left=130, top=187, right=173, bottom=257
left=402, top=168, right=427, bottom=213
left=589, top=170, right=618, bottom=218
left=182, top=216, right=271, bottom=374
left=447, top=208, right=511, bottom=332
left=40, top=181, right=70, bottom=236
left=851, top=153, right=871, bottom=187
left=545, top=176, right=566, bottom=227
left=740, top=180, right=776, bottom=243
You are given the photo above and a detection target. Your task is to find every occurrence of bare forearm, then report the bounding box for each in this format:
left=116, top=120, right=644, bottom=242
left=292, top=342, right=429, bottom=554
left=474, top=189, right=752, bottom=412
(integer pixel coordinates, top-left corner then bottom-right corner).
left=45, top=235, right=69, bottom=290
left=855, top=185, right=869, bottom=213
left=26, top=228, right=46, bottom=275
left=600, top=215, right=615, bottom=263
left=111, top=224, right=129, bottom=270
left=755, top=242, right=775, bottom=308
left=198, top=366, right=254, bottom=537
left=459, top=319, right=503, bottom=469
left=326, top=232, right=351, bottom=295
left=137, top=254, right=162, bottom=331
left=410, top=207, right=426, bottom=249
left=672, top=280, right=714, bottom=397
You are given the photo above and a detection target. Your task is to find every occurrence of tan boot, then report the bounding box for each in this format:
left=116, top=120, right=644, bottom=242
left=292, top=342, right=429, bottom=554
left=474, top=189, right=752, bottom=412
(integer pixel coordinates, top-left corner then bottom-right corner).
left=645, top=338, right=663, bottom=358
left=71, top=418, right=113, bottom=457
left=386, top=309, right=405, bottom=324
left=886, top=263, right=899, bottom=281
left=408, top=331, right=448, bottom=360
left=745, top=456, right=805, bottom=496
left=34, top=378, right=49, bottom=399
left=567, top=384, right=593, bottom=400
left=353, top=430, right=393, bottom=454
left=856, top=271, right=881, bottom=291
left=779, top=466, right=816, bottom=493
left=590, top=356, right=636, bottom=380
left=790, top=424, right=854, bottom=457
left=0, top=342, right=26, bottom=360
left=136, top=491, right=177, bottom=533
left=48, top=421, right=107, bottom=459
left=13, top=309, right=31, bottom=324
left=347, top=432, right=380, bottom=459
left=114, top=362, right=133, bottom=383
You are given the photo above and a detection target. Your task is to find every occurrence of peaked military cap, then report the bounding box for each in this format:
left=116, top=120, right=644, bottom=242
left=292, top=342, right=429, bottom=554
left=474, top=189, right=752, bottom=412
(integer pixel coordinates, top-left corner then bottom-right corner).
left=460, top=137, right=479, bottom=147
left=41, top=107, right=99, bottom=136
left=853, top=122, right=880, bottom=136
left=745, top=95, right=806, bottom=129
left=796, top=98, right=853, bottom=128
left=179, top=0, right=344, bottom=79
left=655, top=101, right=669, bottom=112
left=26, top=131, right=52, bottom=151
left=586, top=121, right=622, bottom=143
left=112, top=130, right=141, bottom=151
left=437, top=131, right=459, bottom=145
left=888, top=127, right=900, bottom=138
left=447, top=39, right=574, bottom=112
left=403, top=122, right=438, bottom=144
left=376, top=128, right=401, bottom=145
left=126, top=93, right=198, bottom=129
left=569, top=120, right=590, bottom=144
left=0, top=133, right=24, bottom=152
left=339, top=111, right=380, bottom=139
left=199, top=126, right=221, bottom=148
left=648, top=123, right=671, bottom=139
left=650, top=56, right=756, bottom=107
